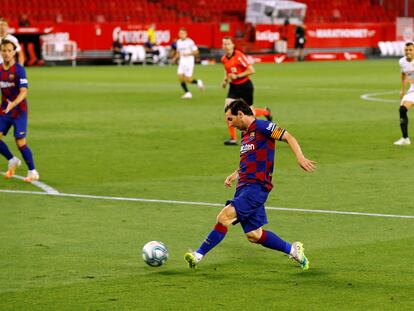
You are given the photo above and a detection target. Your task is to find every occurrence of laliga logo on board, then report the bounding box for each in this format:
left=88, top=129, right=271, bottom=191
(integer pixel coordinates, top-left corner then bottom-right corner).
left=255, top=30, right=280, bottom=42
left=112, top=27, right=171, bottom=44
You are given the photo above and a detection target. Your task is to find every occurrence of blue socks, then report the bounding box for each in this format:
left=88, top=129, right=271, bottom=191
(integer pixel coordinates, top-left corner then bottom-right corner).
left=0, top=141, right=36, bottom=171
left=197, top=223, right=228, bottom=256
left=18, top=145, right=35, bottom=170
left=0, top=140, right=13, bottom=160
left=195, top=225, right=291, bottom=257
left=257, top=230, right=292, bottom=254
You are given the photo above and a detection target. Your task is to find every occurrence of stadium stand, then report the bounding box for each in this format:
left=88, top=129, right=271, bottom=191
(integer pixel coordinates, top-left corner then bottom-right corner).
left=3, top=0, right=411, bottom=65
left=5, top=0, right=246, bottom=24
left=300, top=0, right=399, bottom=24
left=4, top=0, right=411, bottom=25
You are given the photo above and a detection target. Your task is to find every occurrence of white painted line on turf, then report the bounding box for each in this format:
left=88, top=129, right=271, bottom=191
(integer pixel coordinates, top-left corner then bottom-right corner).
left=0, top=172, right=60, bottom=195
left=360, top=91, right=399, bottom=104
left=0, top=189, right=413, bottom=219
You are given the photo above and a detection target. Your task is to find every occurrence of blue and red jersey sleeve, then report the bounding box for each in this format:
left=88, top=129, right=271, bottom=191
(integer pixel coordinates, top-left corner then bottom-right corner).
left=16, top=65, right=28, bottom=89
left=255, top=120, right=286, bottom=141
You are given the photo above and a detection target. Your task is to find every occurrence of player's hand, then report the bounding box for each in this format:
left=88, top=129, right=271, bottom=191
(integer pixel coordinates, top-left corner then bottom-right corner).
left=222, top=80, right=228, bottom=88
left=2, top=100, right=14, bottom=114
left=297, top=156, right=317, bottom=172
left=224, top=174, right=237, bottom=188
left=228, top=73, right=238, bottom=81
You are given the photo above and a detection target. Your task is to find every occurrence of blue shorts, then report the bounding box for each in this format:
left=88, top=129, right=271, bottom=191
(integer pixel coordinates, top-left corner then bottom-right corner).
left=0, top=113, right=28, bottom=138
left=226, top=183, right=269, bottom=233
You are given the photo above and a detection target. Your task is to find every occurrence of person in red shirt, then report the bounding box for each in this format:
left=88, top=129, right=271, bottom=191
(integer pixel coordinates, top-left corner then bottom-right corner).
left=221, top=36, right=272, bottom=145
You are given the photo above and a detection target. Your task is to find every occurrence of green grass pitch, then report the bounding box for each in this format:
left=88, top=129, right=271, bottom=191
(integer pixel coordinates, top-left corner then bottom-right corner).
left=0, top=60, right=413, bottom=310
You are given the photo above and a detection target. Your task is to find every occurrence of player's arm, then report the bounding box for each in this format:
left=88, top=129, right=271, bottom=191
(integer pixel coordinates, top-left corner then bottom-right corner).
left=185, top=46, right=199, bottom=57
left=224, top=169, right=239, bottom=188
left=3, top=87, right=28, bottom=114
left=258, top=121, right=315, bottom=171
left=401, top=73, right=407, bottom=99
left=281, top=131, right=316, bottom=172
left=236, top=65, right=255, bottom=79
left=222, top=70, right=228, bottom=88
left=172, top=51, right=179, bottom=61
left=189, top=49, right=199, bottom=56
left=229, top=64, right=255, bottom=81
left=17, top=49, right=25, bottom=66
left=171, top=50, right=180, bottom=63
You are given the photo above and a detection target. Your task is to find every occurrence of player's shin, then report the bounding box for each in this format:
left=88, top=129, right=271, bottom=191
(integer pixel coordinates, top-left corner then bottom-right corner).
left=227, top=124, right=237, bottom=141
left=256, top=230, right=292, bottom=254
left=196, top=222, right=228, bottom=256
left=180, top=82, right=189, bottom=93
left=0, top=140, right=13, bottom=160
left=18, top=144, right=35, bottom=170
left=400, top=106, right=409, bottom=138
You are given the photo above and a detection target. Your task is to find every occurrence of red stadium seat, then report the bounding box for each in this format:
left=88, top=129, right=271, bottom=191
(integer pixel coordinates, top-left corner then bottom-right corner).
left=1, top=0, right=403, bottom=24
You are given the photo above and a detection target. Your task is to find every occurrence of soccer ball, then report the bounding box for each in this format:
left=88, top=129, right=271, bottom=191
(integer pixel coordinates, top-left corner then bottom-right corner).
left=142, top=241, right=169, bottom=267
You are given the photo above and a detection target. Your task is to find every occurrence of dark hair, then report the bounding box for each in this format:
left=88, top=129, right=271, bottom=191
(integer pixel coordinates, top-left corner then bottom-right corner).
left=179, top=27, right=187, bottom=32
left=406, top=42, right=414, bottom=47
left=1, top=39, right=16, bottom=50
left=222, top=36, right=234, bottom=43
left=225, top=99, right=253, bottom=116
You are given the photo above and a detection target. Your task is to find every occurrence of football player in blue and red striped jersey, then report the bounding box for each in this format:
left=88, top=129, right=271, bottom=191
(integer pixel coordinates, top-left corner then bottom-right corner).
left=0, top=40, right=39, bottom=182
left=185, top=99, right=316, bottom=270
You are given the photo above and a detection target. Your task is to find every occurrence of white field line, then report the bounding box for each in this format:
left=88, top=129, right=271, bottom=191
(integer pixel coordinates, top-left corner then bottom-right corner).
left=360, top=91, right=400, bottom=104
left=0, top=189, right=413, bottom=219
left=0, top=173, right=60, bottom=194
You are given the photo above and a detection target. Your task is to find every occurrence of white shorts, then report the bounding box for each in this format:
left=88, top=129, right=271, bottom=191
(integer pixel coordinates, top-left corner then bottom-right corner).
left=401, top=91, right=414, bottom=105
left=177, top=62, right=194, bottom=77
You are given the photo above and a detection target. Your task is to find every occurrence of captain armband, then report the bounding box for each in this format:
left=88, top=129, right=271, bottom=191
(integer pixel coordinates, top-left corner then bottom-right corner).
left=271, top=128, right=286, bottom=141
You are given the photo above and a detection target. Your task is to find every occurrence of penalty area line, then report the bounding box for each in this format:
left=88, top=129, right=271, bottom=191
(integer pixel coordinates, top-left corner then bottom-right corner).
left=0, top=172, right=60, bottom=194
left=360, top=91, right=399, bottom=104
left=0, top=189, right=413, bottom=220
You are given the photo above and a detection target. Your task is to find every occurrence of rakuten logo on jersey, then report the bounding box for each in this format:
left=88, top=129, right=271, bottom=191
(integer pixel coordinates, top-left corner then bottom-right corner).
left=240, top=143, right=255, bottom=154
left=255, top=30, right=280, bottom=42
left=308, top=29, right=376, bottom=38
left=113, top=27, right=171, bottom=44
left=0, top=81, right=15, bottom=88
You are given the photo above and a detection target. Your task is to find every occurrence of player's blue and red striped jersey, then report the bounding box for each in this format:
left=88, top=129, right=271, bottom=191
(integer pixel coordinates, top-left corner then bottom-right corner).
left=237, top=119, right=286, bottom=191
left=0, top=63, right=28, bottom=118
